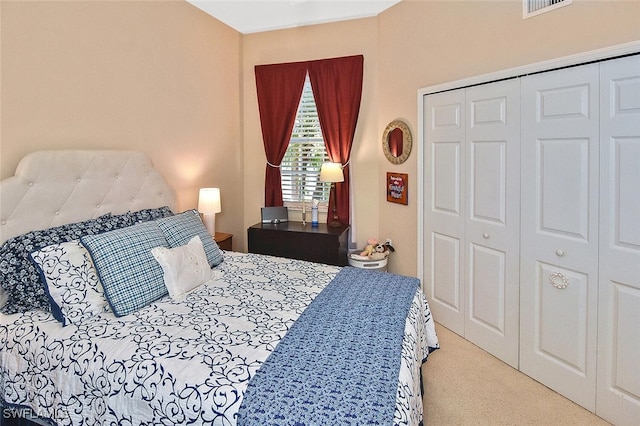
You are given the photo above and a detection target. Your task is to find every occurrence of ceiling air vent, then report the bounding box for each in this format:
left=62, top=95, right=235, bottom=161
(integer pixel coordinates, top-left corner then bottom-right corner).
left=523, top=0, right=572, bottom=19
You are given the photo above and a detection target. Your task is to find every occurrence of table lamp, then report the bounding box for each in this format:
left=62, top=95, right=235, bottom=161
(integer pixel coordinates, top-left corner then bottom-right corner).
left=198, top=188, right=221, bottom=235
left=319, top=162, right=344, bottom=228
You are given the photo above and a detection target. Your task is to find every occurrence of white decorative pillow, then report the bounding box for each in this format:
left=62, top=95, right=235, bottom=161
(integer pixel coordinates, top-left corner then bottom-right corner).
left=30, top=241, right=109, bottom=326
left=152, top=236, right=216, bottom=300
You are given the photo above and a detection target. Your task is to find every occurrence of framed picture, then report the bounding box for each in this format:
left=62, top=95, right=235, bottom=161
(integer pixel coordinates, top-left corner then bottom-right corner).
left=387, top=172, right=408, bottom=205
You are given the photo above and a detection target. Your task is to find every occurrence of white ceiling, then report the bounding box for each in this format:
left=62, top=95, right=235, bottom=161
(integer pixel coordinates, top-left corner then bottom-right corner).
left=186, top=0, right=401, bottom=34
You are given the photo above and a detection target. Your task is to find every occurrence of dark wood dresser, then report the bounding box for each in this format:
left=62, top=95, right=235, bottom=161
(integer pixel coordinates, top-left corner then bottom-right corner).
left=247, top=221, right=349, bottom=266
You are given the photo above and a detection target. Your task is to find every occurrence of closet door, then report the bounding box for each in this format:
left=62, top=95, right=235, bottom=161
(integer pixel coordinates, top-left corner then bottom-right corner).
left=596, top=55, right=640, bottom=425
left=424, top=81, right=520, bottom=366
left=464, top=80, right=520, bottom=368
left=424, top=89, right=466, bottom=335
left=520, top=63, right=600, bottom=410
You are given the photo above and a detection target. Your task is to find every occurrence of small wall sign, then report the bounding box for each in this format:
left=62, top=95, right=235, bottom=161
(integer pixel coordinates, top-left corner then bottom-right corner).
left=387, top=172, right=408, bottom=205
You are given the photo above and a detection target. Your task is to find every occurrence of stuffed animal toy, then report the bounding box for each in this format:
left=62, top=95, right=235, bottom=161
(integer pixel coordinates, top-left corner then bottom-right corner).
left=360, top=238, right=378, bottom=257
left=380, top=241, right=395, bottom=254
left=368, top=241, right=395, bottom=260
left=349, top=238, right=395, bottom=262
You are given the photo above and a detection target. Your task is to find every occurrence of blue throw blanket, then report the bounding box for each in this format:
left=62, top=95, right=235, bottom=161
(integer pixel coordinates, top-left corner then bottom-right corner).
left=237, top=266, right=420, bottom=426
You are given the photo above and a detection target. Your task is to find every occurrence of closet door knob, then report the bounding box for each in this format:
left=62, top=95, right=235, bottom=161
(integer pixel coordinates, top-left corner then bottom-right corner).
left=556, top=249, right=564, bottom=257
left=482, top=233, right=490, bottom=239
left=550, top=272, right=569, bottom=289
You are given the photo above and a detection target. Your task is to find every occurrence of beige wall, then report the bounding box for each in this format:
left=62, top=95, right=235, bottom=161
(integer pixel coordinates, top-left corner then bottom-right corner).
left=2, top=0, right=639, bottom=275
left=0, top=0, right=244, bottom=245
left=375, top=0, right=640, bottom=275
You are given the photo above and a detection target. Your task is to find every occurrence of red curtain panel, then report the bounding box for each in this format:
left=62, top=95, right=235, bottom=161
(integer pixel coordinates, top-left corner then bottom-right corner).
left=254, top=61, right=308, bottom=206
left=308, top=55, right=364, bottom=226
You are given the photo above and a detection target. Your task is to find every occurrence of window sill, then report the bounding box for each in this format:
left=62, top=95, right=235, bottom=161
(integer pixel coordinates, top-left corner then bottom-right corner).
left=284, top=201, right=329, bottom=213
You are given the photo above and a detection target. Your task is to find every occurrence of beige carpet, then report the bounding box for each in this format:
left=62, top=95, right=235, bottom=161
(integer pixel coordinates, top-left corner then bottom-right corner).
left=422, top=323, right=610, bottom=425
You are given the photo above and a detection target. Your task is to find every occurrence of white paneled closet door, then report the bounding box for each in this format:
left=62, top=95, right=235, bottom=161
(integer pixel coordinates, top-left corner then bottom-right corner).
left=424, top=89, right=466, bottom=335
left=596, top=55, right=640, bottom=425
left=519, top=63, right=600, bottom=411
left=464, top=81, right=520, bottom=368
left=424, top=81, right=520, bottom=366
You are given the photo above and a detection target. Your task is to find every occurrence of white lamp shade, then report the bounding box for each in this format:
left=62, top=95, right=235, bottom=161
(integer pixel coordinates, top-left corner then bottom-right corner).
left=198, top=188, right=221, bottom=214
left=319, top=162, right=344, bottom=183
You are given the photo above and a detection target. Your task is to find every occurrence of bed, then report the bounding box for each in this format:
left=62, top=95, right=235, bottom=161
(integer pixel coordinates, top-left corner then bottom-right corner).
left=0, top=150, right=438, bottom=425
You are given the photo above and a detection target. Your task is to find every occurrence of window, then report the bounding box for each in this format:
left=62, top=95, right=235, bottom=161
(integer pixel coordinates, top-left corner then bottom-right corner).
left=523, top=0, right=571, bottom=19
left=281, top=75, right=330, bottom=206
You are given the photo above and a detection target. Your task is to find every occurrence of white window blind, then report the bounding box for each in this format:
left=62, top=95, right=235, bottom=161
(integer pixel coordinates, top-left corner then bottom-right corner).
left=523, top=0, right=571, bottom=19
left=281, top=75, right=330, bottom=203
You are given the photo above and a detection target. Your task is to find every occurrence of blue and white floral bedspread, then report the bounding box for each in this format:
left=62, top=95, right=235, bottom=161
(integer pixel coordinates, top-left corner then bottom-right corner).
left=0, top=252, right=439, bottom=425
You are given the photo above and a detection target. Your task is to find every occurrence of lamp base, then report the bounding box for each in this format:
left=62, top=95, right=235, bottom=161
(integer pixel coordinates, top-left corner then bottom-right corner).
left=202, top=213, right=216, bottom=236
left=328, top=183, right=342, bottom=228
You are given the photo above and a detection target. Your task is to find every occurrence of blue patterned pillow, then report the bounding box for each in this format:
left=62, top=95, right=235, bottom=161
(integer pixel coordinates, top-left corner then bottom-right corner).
left=30, top=241, right=109, bottom=325
left=0, top=214, right=115, bottom=314
left=81, top=221, right=169, bottom=317
left=0, top=208, right=172, bottom=315
left=156, top=210, right=223, bottom=267
left=127, top=206, right=174, bottom=224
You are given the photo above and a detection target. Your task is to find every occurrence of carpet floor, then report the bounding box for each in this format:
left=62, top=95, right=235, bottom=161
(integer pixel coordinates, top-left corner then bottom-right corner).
left=422, top=323, right=611, bottom=425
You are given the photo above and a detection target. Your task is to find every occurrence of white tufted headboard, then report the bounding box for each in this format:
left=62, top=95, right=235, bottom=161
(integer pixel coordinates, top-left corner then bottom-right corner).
left=0, top=150, right=177, bottom=245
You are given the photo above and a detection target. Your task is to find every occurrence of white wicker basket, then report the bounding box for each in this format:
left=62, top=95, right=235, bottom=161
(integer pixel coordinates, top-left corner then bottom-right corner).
left=347, top=252, right=388, bottom=272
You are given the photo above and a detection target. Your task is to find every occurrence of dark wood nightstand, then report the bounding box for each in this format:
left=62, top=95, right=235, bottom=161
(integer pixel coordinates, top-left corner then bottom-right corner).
left=247, top=221, right=349, bottom=266
left=214, top=232, right=233, bottom=251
